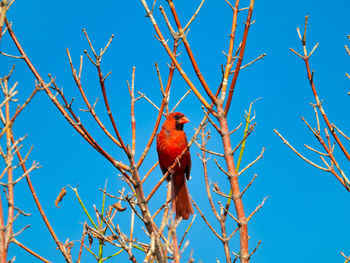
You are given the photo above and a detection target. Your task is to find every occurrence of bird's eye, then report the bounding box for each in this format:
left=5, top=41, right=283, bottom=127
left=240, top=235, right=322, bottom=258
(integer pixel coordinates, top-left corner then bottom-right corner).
left=174, top=114, right=182, bottom=120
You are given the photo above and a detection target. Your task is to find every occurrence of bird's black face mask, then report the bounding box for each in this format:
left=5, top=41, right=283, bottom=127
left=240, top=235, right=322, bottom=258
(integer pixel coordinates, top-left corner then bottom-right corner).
left=175, top=122, right=184, bottom=130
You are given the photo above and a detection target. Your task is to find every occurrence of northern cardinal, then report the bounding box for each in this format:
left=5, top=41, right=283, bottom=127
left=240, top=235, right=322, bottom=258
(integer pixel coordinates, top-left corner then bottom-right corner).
left=156, top=112, right=194, bottom=220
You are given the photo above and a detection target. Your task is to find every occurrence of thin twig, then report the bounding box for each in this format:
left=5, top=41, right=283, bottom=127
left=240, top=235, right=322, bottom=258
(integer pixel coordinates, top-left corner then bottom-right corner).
left=237, top=148, right=264, bottom=176
left=246, top=197, right=268, bottom=222
left=191, top=198, right=222, bottom=241
left=274, top=129, right=328, bottom=171
left=12, top=239, right=52, bottom=263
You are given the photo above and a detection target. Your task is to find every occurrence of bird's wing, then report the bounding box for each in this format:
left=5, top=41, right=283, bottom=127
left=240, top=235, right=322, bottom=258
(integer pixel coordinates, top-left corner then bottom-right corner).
left=184, top=150, right=191, bottom=181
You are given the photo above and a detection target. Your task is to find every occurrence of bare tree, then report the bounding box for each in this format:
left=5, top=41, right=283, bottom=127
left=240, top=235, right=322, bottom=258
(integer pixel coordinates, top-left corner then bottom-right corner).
left=0, top=0, right=266, bottom=262
left=275, top=15, right=350, bottom=261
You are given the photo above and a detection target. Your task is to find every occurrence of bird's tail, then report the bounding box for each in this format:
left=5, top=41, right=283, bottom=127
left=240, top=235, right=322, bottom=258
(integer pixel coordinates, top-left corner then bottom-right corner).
left=171, top=173, right=194, bottom=220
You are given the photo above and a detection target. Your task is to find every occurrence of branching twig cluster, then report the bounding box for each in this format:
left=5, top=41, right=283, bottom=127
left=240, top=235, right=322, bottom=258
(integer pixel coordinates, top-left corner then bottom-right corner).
left=2, top=12, right=201, bottom=262
left=139, top=1, right=264, bottom=262
left=0, top=67, right=63, bottom=262
left=194, top=99, right=264, bottom=262
left=345, top=35, right=350, bottom=82
left=276, top=16, right=350, bottom=191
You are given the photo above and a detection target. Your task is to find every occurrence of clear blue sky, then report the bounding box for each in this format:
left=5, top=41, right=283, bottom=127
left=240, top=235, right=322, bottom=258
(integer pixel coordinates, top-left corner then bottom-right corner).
left=1, top=0, right=350, bottom=262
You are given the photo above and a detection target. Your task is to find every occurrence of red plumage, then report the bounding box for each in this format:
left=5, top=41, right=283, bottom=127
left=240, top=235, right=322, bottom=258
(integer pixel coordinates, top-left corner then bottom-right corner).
left=156, top=112, right=194, bottom=220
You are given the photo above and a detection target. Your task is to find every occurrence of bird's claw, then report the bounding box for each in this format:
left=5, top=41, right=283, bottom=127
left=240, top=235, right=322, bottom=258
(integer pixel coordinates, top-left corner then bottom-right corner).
left=167, top=157, right=181, bottom=175
left=175, top=157, right=181, bottom=167
left=168, top=167, right=175, bottom=175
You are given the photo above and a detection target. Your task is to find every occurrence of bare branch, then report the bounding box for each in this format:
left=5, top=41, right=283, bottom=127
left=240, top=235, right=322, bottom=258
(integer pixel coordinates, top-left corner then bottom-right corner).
left=12, top=239, right=52, bottom=263
left=191, top=198, right=222, bottom=241
left=218, top=201, right=239, bottom=224
left=171, top=89, right=191, bottom=113
left=214, top=158, right=231, bottom=177
left=178, top=215, right=196, bottom=249
left=194, top=140, right=224, bottom=157
left=249, top=240, right=261, bottom=258
left=236, top=148, right=264, bottom=176
left=230, top=53, right=266, bottom=73
left=274, top=129, right=328, bottom=171
left=184, top=0, right=205, bottom=31
left=240, top=174, right=257, bottom=197
left=332, top=124, right=350, bottom=141
left=246, top=197, right=268, bottom=222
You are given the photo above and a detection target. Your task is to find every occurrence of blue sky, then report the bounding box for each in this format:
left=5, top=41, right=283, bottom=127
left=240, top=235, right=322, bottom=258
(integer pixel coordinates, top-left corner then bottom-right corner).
left=1, top=0, right=350, bottom=262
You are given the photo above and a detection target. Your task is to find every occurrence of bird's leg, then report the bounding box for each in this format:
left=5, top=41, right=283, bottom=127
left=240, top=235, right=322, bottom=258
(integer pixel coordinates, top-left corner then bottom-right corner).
left=168, top=157, right=181, bottom=175
left=166, top=167, right=174, bottom=182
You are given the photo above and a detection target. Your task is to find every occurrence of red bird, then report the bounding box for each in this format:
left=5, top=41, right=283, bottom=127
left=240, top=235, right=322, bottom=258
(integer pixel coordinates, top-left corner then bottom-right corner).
left=156, top=112, right=194, bottom=220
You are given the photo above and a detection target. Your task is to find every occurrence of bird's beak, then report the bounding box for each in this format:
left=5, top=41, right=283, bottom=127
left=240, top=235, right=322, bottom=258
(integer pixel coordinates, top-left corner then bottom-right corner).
left=178, top=116, right=189, bottom=124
